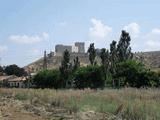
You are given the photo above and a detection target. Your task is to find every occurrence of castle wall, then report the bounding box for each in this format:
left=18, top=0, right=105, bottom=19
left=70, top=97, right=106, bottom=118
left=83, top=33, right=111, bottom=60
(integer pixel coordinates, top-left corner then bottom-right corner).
left=55, top=44, right=72, bottom=55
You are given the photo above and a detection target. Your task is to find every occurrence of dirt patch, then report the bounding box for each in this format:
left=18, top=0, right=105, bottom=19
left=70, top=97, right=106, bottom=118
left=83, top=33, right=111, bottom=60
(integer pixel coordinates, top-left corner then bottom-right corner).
left=0, top=96, right=44, bottom=120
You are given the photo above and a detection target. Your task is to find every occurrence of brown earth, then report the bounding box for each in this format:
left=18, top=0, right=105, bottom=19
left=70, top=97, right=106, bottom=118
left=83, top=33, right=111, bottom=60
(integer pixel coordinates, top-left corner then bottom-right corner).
left=0, top=96, right=44, bottom=120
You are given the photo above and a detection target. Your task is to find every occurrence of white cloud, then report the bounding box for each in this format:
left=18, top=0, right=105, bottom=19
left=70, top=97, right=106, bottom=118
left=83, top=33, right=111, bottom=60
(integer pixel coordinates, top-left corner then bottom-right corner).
left=89, top=18, right=112, bottom=41
left=0, top=45, right=8, bottom=54
left=88, top=18, right=112, bottom=48
left=144, top=28, right=160, bottom=51
left=123, top=23, right=140, bottom=38
left=151, top=28, right=160, bottom=34
left=9, top=32, right=49, bottom=44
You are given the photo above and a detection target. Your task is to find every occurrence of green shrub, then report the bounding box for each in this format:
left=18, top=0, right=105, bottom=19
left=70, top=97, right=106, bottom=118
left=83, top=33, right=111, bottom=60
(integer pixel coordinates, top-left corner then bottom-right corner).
left=33, top=69, right=61, bottom=89
left=74, top=66, right=105, bottom=89
left=116, top=60, right=160, bottom=88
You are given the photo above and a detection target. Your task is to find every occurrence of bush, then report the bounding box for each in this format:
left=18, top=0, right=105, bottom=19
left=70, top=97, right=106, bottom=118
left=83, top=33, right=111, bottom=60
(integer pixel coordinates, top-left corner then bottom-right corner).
left=74, top=66, right=105, bottom=89
left=116, top=60, right=160, bottom=88
left=33, top=69, right=61, bottom=89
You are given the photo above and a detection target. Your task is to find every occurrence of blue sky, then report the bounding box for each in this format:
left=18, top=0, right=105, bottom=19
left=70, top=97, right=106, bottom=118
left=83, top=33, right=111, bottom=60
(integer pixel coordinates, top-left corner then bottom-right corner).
left=0, top=0, right=160, bottom=67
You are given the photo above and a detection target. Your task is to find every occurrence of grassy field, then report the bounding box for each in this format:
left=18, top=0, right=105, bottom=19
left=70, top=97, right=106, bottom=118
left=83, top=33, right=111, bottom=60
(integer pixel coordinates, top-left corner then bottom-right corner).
left=1, top=88, right=160, bottom=119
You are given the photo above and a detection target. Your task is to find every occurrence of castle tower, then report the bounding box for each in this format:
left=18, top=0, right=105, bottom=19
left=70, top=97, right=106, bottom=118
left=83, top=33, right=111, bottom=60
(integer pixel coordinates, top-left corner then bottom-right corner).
left=75, top=42, right=85, bottom=53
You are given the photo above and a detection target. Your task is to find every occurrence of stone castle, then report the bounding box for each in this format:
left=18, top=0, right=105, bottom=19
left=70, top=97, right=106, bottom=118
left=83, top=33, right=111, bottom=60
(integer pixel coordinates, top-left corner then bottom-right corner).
left=25, top=42, right=160, bottom=73
left=25, top=42, right=97, bottom=73
left=55, top=42, right=85, bottom=56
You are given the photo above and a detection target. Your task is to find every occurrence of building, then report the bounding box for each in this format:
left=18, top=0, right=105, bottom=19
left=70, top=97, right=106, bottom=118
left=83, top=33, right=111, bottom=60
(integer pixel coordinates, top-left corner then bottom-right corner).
left=0, top=75, right=16, bottom=87
left=8, top=76, right=27, bottom=88
left=75, top=42, right=85, bottom=53
left=55, top=44, right=72, bottom=56
left=0, top=75, right=31, bottom=88
left=55, top=42, right=85, bottom=56
left=72, top=46, right=78, bottom=53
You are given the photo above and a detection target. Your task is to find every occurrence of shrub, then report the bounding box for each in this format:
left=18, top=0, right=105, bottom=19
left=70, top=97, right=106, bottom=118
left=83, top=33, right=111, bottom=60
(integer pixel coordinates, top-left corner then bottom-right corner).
left=116, top=60, right=160, bottom=88
left=33, top=69, right=61, bottom=89
left=74, top=66, right=105, bottom=89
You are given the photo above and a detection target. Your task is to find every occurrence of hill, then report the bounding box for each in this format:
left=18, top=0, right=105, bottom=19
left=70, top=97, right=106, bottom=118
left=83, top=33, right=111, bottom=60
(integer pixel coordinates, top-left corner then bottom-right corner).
left=24, top=51, right=160, bottom=73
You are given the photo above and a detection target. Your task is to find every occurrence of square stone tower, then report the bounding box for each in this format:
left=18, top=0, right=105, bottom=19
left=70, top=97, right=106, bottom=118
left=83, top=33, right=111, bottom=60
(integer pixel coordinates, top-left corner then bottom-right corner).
left=55, top=44, right=72, bottom=56
left=75, top=42, right=85, bottom=53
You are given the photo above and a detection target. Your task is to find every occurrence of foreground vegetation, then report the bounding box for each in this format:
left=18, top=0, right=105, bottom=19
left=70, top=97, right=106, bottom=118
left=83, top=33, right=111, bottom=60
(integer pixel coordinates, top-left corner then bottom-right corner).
left=1, top=88, right=160, bottom=119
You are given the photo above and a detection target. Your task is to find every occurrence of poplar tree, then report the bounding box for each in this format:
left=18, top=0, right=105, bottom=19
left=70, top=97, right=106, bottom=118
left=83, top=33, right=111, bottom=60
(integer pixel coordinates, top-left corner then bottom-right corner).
left=117, top=30, right=133, bottom=62
left=100, top=48, right=110, bottom=80
left=73, top=56, right=80, bottom=72
left=59, top=49, right=72, bottom=87
left=110, top=40, right=117, bottom=87
left=87, top=43, right=96, bottom=65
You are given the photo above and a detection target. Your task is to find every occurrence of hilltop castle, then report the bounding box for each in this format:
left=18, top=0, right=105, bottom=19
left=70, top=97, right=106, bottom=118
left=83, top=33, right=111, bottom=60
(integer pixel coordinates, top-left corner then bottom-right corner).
left=25, top=42, right=160, bottom=73
left=25, top=42, right=94, bottom=73
left=55, top=42, right=85, bottom=56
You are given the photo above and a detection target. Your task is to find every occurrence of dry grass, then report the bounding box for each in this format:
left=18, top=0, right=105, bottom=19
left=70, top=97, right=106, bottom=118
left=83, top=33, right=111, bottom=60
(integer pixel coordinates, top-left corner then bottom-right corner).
left=1, top=88, right=160, bottom=119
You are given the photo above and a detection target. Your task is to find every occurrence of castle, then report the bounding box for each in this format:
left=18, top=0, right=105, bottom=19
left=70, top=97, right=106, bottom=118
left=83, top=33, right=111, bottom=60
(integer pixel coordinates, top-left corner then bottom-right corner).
left=55, top=42, right=85, bottom=56
left=25, top=42, right=93, bottom=73
left=24, top=42, right=160, bottom=73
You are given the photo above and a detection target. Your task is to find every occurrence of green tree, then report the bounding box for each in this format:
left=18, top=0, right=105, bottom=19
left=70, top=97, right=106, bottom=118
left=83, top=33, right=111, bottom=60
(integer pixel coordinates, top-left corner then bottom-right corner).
left=110, top=40, right=118, bottom=87
left=116, top=60, right=160, bottom=88
left=4, top=64, right=26, bottom=77
left=87, top=43, right=96, bottom=65
left=100, top=48, right=110, bottom=81
left=33, top=69, right=60, bottom=89
left=117, top=30, right=133, bottom=62
left=74, top=66, right=105, bottom=89
left=59, top=49, right=72, bottom=88
left=0, top=66, right=3, bottom=72
left=73, top=56, right=80, bottom=72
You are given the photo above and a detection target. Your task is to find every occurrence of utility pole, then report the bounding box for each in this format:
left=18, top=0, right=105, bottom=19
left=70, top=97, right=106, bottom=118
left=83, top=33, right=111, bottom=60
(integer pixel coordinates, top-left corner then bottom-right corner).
left=43, top=50, right=47, bottom=69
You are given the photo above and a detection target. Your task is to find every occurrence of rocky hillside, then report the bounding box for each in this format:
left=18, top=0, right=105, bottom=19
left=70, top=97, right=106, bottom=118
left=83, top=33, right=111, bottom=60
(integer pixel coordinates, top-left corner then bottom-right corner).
left=24, top=51, right=160, bottom=73
left=134, top=51, right=160, bottom=69
left=24, top=53, right=97, bottom=73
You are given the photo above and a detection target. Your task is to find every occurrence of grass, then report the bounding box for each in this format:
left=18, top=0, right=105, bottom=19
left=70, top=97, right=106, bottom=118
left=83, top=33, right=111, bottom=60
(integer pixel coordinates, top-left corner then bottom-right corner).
left=1, top=88, right=160, bottom=119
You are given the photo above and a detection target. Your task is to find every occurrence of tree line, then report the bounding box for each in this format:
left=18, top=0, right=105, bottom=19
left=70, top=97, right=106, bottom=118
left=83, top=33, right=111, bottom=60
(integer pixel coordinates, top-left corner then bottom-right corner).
left=0, top=64, right=27, bottom=77
left=33, top=30, right=160, bottom=89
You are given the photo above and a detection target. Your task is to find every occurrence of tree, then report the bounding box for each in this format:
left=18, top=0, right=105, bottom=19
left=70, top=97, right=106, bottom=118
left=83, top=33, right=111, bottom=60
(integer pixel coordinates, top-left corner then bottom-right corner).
left=116, top=60, right=160, bottom=88
left=4, top=64, right=26, bottom=77
left=0, top=66, right=3, bottom=72
left=33, top=69, right=60, bottom=89
left=59, top=49, right=72, bottom=88
left=74, top=66, right=105, bottom=89
left=73, top=56, right=80, bottom=72
left=100, top=48, right=110, bottom=81
left=117, top=30, right=133, bottom=62
left=110, top=40, right=118, bottom=87
left=87, top=43, right=96, bottom=65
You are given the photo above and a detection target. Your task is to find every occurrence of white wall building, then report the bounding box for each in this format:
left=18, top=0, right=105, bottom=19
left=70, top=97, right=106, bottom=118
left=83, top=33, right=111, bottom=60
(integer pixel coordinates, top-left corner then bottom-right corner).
left=72, top=46, right=78, bottom=53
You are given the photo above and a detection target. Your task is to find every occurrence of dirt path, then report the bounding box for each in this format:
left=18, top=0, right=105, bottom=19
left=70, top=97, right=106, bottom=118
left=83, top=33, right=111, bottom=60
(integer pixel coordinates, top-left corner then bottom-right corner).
left=0, top=96, right=44, bottom=120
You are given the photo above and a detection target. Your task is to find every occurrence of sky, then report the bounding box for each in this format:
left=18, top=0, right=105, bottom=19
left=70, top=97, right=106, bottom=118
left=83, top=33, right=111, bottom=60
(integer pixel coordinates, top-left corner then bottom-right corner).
left=0, top=0, right=160, bottom=67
